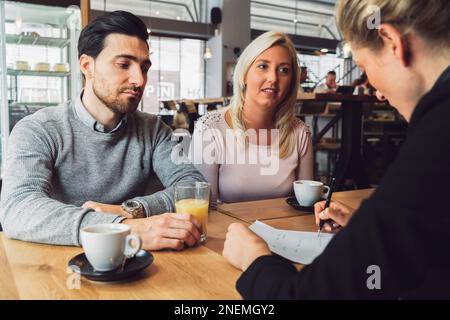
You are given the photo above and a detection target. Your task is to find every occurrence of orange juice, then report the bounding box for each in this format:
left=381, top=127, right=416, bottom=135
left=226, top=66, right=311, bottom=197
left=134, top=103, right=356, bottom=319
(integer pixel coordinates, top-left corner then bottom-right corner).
left=175, top=198, right=209, bottom=239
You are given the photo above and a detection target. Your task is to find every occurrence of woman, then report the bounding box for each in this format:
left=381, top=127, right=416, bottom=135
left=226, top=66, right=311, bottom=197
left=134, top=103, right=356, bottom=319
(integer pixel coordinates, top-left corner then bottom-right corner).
left=189, top=31, right=313, bottom=204
left=223, top=0, right=450, bottom=298
left=352, top=72, right=375, bottom=95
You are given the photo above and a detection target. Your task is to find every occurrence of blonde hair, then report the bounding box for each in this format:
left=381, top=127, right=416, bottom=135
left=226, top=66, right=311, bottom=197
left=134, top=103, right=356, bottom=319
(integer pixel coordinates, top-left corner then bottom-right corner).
left=336, top=0, right=450, bottom=52
left=228, top=31, right=300, bottom=158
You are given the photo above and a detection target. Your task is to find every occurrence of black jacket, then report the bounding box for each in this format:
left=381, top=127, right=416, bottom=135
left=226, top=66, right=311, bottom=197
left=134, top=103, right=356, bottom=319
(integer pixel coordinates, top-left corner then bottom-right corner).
left=237, top=66, right=450, bottom=299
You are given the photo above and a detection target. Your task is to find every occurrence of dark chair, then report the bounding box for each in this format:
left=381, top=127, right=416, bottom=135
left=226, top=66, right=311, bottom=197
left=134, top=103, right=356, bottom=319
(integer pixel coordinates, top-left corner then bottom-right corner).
left=297, top=100, right=328, bottom=139
left=315, top=138, right=341, bottom=182
left=298, top=101, right=341, bottom=182
left=182, top=100, right=200, bottom=134
left=162, top=100, right=178, bottom=111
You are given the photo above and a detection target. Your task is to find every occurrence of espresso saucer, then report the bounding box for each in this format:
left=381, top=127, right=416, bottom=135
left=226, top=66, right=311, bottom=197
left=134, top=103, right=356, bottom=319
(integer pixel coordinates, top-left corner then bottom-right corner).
left=286, top=196, right=315, bottom=213
left=68, top=250, right=153, bottom=282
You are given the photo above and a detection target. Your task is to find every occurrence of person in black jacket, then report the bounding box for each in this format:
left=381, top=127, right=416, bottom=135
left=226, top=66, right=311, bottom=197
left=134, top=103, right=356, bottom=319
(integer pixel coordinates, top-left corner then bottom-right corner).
left=222, top=0, right=450, bottom=299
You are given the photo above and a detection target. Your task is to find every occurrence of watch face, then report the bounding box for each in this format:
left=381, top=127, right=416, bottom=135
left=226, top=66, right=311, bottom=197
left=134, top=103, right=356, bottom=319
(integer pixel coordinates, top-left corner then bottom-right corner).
left=125, top=200, right=140, bottom=209
left=123, top=200, right=144, bottom=218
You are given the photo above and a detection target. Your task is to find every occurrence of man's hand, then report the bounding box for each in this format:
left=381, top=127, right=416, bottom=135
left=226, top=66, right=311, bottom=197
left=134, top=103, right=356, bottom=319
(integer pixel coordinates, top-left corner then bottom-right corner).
left=122, top=213, right=202, bottom=251
left=222, top=223, right=271, bottom=271
left=82, top=201, right=133, bottom=218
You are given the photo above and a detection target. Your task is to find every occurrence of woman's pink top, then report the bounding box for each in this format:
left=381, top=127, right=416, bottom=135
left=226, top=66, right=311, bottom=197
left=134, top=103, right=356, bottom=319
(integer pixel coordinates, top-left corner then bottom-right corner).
left=189, top=110, right=313, bottom=203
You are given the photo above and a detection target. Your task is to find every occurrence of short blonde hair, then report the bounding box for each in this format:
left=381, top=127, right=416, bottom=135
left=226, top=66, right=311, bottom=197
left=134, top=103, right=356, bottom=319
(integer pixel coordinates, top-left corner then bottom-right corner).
left=336, top=0, right=450, bottom=51
left=228, top=31, right=300, bottom=158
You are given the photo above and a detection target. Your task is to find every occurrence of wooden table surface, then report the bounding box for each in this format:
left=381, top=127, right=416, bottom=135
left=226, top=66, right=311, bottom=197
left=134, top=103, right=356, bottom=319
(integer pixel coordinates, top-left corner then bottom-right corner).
left=0, top=189, right=374, bottom=299
left=205, top=210, right=247, bottom=254
left=0, top=211, right=242, bottom=300
left=263, top=214, right=318, bottom=233
left=217, top=189, right=374, bottom=223
left=297, top=92, right=380, bottom=102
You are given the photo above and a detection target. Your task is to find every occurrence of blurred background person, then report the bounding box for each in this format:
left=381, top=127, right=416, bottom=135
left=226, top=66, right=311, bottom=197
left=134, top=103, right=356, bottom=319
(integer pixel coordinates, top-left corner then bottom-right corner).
left=314, top=70, right=337, bottom=93
left=352, top=72, right=375, bottom=95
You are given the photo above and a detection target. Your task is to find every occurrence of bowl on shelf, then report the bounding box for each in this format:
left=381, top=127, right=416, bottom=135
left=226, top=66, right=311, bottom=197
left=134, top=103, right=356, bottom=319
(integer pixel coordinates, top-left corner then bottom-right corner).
left=15, top=60, right=30, bottom=70
left=53, top=63, right=70, bottom=72
left=34, top=62, right=50, bottom=72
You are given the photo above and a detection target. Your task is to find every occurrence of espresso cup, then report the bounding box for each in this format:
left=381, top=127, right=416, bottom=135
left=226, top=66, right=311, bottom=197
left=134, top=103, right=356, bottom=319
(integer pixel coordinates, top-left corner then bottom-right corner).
left=80, top=223, right=142, bottom=272
left=293, top=180, right=330, bottom=207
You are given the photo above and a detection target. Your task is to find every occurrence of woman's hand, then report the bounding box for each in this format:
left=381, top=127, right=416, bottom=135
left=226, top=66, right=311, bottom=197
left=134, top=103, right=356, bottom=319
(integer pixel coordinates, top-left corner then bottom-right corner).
left=222, top=223, right=271, bottom=271
left=314, top=200, right=355, bottom=232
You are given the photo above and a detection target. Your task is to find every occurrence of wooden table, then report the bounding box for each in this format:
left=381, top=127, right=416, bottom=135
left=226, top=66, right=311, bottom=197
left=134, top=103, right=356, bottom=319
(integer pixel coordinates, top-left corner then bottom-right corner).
left=218, top=197, right=309, bottom=223
left=218, top=189, right=374, bottom=223
left=332, top=188, right=374, bottom=209
left=0, top=211, right=243, bottom=300
left=205, top=210, right=246, bottom=254
left=0, top=190, right=373, bottom=299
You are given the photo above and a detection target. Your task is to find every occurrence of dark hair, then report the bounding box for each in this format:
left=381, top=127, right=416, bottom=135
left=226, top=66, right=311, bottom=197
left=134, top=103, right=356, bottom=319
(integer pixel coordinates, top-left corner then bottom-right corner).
left=78, top=10, right=149, bottom=60
left=300, top=66, right=308, bottom=71
left=360, top=72, right=367, bottom=82
left=352, top=72, right=368, bottom=86
left=327, top=71, right=336, bottom=76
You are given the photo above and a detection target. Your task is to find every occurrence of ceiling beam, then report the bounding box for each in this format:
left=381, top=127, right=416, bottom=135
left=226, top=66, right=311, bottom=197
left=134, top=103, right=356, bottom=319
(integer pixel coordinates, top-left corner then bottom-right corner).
left=251, top=29, right=339, bottom=54
left=90, top=9, right=214, bottom=40
left=252, top=1, right=334, bottom=17
left=252, top=14, right=338, bottom=39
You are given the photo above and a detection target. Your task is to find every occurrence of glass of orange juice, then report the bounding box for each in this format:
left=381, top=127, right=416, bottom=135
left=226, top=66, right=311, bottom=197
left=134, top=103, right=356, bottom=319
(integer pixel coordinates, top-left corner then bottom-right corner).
left=174, top=181, right=210, bottom=243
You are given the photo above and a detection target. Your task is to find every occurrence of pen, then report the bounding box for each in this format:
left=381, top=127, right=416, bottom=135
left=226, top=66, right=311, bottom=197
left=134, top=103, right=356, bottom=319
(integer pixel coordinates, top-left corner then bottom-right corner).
left=318, top=177, right=336, bottom=237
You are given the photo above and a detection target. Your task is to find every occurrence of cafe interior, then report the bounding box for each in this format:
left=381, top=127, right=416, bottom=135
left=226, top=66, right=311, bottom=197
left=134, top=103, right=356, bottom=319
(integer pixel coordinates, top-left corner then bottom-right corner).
left=0, top=0, right=416, bottom=301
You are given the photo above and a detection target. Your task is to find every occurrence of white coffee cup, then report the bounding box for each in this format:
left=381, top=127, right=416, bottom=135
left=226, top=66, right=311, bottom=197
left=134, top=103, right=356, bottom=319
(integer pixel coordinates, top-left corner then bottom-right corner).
left=293, top=180, right=331, bottom=207
left=80, top=223, right=142, bottom=272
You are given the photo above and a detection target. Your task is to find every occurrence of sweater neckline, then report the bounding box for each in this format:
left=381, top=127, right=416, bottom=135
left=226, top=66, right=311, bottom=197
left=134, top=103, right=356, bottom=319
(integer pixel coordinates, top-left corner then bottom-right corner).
left=69, top=103, right=129, bottom=140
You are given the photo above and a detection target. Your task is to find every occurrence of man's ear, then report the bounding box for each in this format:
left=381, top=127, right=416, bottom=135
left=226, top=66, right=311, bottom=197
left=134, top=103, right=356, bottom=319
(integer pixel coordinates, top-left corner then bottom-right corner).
left=79, top=54, right=94, bottom=79
left=378, top=23, right=411, bottom=67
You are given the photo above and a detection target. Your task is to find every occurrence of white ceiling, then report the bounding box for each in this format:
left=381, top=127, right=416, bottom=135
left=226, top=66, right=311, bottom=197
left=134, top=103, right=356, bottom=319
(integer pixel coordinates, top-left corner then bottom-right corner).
left=90, top=0, right=340, bottom=39
left=91, top=0, right=203, bottom=23
left=251, top=0, right=339, bottom=39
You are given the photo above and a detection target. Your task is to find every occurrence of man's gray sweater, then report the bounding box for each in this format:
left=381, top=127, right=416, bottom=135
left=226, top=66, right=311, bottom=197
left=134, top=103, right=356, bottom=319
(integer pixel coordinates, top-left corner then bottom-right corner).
left=0, top=101, right=205, bottom=246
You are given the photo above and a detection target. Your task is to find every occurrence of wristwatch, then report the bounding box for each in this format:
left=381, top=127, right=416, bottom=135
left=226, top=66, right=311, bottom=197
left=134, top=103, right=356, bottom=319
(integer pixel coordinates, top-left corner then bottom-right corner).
left=121, top=200, right=145, bottom=219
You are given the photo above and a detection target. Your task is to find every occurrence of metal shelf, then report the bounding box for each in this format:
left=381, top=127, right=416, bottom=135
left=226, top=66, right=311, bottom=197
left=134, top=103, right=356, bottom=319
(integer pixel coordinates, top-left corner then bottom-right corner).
left=5, top=34, right=70, bottom=48
left=7, top=68, right=70, bottom=77
left=10, top=102, right=59, bottom=107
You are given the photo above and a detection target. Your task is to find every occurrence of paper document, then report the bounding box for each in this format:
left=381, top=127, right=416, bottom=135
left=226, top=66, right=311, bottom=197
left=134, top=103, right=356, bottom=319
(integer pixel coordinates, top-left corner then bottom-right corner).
left=249, top=221, right=334, bottom=265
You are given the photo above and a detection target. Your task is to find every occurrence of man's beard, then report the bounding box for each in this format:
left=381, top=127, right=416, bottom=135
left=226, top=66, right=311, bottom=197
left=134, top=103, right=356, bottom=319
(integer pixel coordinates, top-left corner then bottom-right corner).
left=92, top=78, right=143, bottom=115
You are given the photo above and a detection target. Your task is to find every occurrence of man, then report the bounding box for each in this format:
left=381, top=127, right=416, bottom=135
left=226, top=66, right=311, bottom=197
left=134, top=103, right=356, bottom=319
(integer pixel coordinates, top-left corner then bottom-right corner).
left=314, top=70, right=337, bottom=93
left=0, top=11, right=205, bottom=251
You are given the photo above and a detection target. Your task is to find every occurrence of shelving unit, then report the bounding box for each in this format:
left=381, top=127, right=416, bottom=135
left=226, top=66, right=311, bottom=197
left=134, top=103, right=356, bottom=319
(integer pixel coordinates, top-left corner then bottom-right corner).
left=10, top=101, right=60, bottom=107
left=7, top=68, right=70, bottom=77
left=0, top=1, right=81, bottom=171
left=5, top=33, right=71, bottom=48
